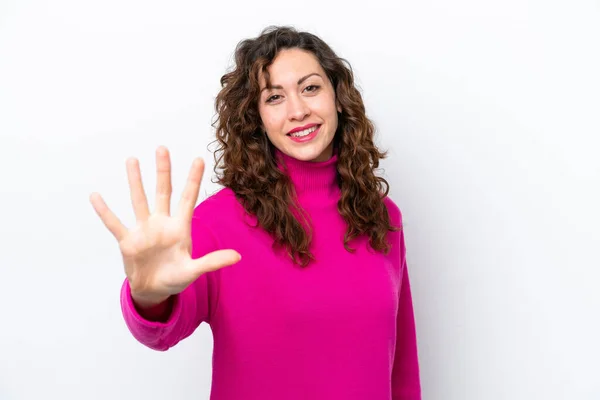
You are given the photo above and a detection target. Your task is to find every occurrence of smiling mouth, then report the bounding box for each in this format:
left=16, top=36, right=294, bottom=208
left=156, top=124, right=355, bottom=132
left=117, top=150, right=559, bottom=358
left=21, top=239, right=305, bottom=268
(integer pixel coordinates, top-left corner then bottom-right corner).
left=286, top=124, right=321, bottom=137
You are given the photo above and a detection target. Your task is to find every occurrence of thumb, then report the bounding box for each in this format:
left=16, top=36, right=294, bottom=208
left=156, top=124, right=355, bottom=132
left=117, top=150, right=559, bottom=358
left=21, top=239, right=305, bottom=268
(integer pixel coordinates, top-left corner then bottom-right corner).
left=189, top=249, right=242, bottom=276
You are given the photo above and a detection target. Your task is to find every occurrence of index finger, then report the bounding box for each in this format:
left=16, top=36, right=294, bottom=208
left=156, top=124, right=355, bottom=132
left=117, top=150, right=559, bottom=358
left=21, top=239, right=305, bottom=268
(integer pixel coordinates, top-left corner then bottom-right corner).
left=176, top=157, right=204, bottom=222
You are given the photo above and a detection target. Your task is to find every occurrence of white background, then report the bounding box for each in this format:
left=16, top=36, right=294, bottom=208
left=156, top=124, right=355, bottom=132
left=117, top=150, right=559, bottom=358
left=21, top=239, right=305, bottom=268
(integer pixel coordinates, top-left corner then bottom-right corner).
left=1, top=1, right=598, bottom=399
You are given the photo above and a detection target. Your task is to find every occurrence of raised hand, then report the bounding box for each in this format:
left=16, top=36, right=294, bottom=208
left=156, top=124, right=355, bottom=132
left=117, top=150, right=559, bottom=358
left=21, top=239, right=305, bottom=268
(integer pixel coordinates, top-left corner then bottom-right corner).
left=89, top=146, right=241, bottom=308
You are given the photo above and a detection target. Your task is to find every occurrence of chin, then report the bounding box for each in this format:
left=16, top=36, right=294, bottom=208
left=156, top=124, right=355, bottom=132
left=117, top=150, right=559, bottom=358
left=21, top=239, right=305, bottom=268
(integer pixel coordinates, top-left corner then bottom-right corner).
left=289, top=146, right=326, bottom=161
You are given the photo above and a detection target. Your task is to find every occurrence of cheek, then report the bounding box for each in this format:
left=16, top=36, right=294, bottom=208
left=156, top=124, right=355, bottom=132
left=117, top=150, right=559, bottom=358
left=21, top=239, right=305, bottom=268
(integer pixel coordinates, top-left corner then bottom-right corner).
left=314, top=95, right=338, bottom=116
left=261, top=109, right=285, bottom=130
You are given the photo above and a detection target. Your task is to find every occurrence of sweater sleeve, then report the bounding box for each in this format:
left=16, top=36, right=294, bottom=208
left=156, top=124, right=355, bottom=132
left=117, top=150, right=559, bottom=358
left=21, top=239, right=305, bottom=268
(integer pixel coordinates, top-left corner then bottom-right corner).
left=391, top=259, right=422, bottom=399
left=391, top=208, right=422, bottom=399
left=119, top=214, right=220, bottom=351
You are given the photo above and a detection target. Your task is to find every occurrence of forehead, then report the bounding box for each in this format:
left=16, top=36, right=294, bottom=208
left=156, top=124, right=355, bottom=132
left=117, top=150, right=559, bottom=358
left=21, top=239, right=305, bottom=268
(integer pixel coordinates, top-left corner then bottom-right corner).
left=260, top=48, right=324, bottom=85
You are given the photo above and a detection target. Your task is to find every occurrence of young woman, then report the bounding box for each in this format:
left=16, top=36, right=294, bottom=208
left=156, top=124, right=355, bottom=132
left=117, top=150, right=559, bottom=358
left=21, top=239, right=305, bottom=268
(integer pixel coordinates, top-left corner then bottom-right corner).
left=90, top=25, right=421, bottom=400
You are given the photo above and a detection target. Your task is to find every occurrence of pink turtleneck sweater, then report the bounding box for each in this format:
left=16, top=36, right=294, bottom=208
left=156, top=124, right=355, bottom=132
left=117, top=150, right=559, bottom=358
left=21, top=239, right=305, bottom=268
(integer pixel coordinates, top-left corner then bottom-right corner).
left=120, top=149, right=421, bottom=399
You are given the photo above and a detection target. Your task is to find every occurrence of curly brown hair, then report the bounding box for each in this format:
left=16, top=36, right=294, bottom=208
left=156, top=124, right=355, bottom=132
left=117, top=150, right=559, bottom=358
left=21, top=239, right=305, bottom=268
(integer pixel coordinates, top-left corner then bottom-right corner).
left=210, top=25, right=401, bottom=267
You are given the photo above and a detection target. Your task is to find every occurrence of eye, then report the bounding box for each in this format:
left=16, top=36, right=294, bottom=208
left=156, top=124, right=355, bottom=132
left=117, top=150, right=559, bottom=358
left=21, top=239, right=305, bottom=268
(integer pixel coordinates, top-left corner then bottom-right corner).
left=304, top=85, right=320, bottom=93
left=266, top=94, right=281, bottom=103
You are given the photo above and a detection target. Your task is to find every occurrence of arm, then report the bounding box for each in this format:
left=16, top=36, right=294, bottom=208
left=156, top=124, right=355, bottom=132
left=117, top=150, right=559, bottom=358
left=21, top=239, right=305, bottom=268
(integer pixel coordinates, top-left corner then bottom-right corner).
left=391, top=206, right=422, bottom=399
left=391, top=259, right=422, bottom=399
left=119, top=215, right=220, bottom=351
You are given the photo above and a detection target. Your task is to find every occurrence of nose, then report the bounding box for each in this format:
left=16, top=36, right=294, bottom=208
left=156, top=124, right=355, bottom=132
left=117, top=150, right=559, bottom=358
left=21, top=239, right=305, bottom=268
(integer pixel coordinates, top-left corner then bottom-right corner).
left=286, top=93, right=310, bottom=121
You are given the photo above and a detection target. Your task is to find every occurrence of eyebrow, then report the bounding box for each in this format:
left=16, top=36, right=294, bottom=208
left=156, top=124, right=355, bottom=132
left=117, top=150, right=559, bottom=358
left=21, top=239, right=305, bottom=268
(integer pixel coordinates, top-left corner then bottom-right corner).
left=260, top=72, right=322, bottom=94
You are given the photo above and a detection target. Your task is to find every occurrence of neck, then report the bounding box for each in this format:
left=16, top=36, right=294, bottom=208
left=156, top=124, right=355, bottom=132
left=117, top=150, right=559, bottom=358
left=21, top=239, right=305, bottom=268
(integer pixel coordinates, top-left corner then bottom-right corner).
left=274, top=148, right=340, bottom=200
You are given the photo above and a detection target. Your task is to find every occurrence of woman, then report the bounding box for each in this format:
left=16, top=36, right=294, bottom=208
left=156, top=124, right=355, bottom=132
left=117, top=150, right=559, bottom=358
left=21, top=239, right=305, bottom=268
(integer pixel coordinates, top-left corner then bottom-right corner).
left=90, top=25, right=421, bottom=400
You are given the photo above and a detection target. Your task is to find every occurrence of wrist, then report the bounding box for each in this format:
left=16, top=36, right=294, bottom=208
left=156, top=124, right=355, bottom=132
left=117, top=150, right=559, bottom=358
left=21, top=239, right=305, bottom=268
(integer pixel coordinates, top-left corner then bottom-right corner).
left=130, top=292, right=171, bottom=310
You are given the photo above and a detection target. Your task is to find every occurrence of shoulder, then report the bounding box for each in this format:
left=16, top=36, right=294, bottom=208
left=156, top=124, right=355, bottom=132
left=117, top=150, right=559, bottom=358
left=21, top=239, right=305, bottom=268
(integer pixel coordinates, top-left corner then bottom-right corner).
left=383, top=195, right=404, bottom=229
left=192, top=187, right=243, bottom=224
left=188, top=188, right=234, bottom=258
left=189, top=188, right=246, bottom=255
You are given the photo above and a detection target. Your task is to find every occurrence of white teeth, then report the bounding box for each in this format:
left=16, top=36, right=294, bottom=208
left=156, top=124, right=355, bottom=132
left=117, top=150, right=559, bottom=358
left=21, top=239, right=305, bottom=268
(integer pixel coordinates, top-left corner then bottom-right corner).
left=291, top=125, right=318, bottom=137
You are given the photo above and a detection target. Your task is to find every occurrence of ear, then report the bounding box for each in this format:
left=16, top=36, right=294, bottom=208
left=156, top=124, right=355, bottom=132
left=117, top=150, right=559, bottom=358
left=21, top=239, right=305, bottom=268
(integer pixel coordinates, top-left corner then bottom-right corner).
left=336, top=100, right=342, bottom=114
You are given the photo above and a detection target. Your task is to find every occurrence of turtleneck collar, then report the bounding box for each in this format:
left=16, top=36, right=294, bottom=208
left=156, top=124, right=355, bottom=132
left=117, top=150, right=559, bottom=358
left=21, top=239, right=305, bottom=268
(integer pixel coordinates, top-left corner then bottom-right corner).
left=274, top=147, right=340, bottom=199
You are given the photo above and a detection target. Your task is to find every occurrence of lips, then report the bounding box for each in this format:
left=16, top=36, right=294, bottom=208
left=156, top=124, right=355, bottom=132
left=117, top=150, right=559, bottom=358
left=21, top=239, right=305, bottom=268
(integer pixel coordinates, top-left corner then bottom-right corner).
left=287, top=123, right=320, bottom=135
left=288, top=124, right=321, bottom=143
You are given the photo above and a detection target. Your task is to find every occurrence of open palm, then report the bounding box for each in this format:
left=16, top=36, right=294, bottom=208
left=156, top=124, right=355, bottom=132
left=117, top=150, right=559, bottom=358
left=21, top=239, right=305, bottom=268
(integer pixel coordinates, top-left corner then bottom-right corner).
left=90, top=146, right=241, bottom=306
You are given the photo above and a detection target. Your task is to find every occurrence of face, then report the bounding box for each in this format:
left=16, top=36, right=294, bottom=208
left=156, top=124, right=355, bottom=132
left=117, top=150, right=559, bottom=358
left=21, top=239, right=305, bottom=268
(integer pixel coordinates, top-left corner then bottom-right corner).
left=258, top=48, right=341, bottom=163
